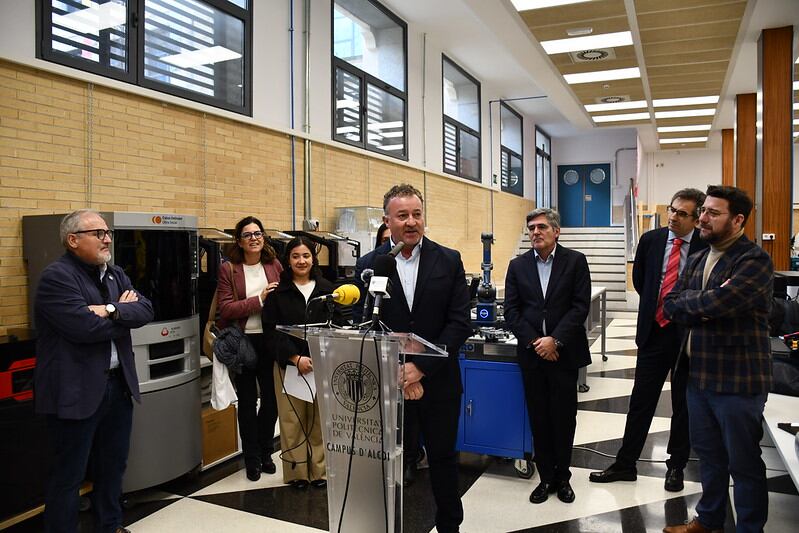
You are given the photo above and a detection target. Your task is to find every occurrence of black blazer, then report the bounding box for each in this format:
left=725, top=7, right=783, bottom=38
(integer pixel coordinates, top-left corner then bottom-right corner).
left=633, top=227, right=707, bottom=348
left=353, top=238, right=472, bottom=402
left=34, top=252, right=154, bottom=419
left=262, top=275, right=343, bottom=368
left=504, top=245, right=591, bottom=371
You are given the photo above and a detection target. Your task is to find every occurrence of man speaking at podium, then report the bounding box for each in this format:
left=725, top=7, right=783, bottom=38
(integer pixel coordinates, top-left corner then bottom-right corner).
left=354, top=184, right=472, bottom=533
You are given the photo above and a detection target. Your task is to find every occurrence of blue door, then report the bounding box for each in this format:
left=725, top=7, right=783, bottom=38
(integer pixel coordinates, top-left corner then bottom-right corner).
left=557, top=163, right=611, bottom=227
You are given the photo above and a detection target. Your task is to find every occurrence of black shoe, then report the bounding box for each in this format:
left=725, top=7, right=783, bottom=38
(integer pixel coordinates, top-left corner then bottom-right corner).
left=664, top=467, right=684, bottom=492
left=246, top=464, right=261, bottom=482
left=290, top=479, right=310, bottom=490
left=556, top=481, right=575, bottom=503
left=262, top=457, right=277, bottom=475
left=311, top=479, right=327, bottom=488
left=403, top=462, right=416, bottom=487
left=529, top=482, right=552, bottom=504
left=589, top=464, right=637, bottom=483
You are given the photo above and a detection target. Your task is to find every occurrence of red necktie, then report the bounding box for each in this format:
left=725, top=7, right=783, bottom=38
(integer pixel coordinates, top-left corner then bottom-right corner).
left=655, top=238, right=683, bottom=327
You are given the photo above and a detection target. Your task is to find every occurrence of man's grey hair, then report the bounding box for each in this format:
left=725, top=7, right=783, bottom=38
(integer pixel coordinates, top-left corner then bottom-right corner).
left=526, top=208, right=561, bottom=230
left=60, top=209, right=103, bottom=247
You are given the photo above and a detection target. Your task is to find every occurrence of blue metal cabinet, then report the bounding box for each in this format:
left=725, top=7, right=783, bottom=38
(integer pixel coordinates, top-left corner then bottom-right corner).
left=456, top=357, right=532, bottom=459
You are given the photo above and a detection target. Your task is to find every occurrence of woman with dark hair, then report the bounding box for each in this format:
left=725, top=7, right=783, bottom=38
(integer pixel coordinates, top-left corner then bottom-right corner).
left=217, top=216, right=282, bottom=481
left=375, top=222, right=391, bottom=249
left=263, top=236, right=341, bottom=489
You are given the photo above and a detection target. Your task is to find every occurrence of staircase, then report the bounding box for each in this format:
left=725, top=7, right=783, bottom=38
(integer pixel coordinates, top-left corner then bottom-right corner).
left=517, top=226, right=636, bottom=319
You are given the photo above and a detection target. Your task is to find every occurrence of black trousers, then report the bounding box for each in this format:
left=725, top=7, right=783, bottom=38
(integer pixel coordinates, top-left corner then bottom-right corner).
left=417, top=396, right=463, bottom=533
left=522, top=364, right=578, bottom=484
left=234, top=333, right=278, bottom=469
left=615, top=322, right=690, bottom=470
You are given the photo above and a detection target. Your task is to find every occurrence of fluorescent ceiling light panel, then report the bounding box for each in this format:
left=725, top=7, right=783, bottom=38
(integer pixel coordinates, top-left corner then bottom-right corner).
left=564, top=67, right=640, bottom=84
left=657, top=124, right=712, bottom=133
left=367, top=121, right=403, bottom=130
left=162, top=46, right=241, bottom=69
left=655, top=109, right=716, bottom=119
left=540, top=31, right=633, bottom=55
left=53, top=2, right=126, bottom=35
left=793, top=102, right=799, bottom=110
left=652, top=95, right=719, bottom=107
left=794, top=81, right=799, bottom=90
left=794, top=119, right=799, bottom=125
left=511, top=0, right=592, bottom=10
left=592, top=112, right=650, bottom=123
left=585, top=100, right=647, bottom=112
left=660, top=137, right=708, bottom=144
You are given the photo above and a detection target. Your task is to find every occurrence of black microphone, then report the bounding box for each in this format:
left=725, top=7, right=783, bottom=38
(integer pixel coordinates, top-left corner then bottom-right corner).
left=360, top=268, right=374, bottom=321
left=369, top=254, right=398, bottom=326
left=387, top=241, right=405, bottom=258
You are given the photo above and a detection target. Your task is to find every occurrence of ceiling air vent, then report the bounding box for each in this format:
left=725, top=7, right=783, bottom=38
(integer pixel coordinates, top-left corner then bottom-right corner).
left=597, top=95, right=630, bottom=104
left=570, top=48, right=616, bottom=63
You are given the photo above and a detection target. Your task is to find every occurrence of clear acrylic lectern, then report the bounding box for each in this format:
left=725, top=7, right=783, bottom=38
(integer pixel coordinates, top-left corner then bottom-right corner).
left=277, top=325, right=447, bottom=533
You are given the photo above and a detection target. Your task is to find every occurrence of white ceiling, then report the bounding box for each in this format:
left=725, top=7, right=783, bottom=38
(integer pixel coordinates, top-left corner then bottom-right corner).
left=385, top=0, right=799, bottom=151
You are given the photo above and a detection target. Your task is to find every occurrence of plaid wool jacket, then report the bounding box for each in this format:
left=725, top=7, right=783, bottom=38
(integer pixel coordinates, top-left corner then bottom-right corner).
left=663, top=234, right=773, bottom=394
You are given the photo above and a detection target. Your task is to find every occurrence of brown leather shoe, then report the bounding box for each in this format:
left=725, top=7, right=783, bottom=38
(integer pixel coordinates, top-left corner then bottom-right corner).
left=663, top=518, right=723, bottom=533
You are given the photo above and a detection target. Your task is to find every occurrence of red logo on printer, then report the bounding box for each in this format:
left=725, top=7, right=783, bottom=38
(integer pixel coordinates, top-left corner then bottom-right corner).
left=161, top=328, right=169, bottom=337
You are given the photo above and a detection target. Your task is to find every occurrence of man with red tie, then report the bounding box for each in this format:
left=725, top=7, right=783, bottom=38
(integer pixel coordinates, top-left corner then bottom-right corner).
left=590, top=188, right=707, bottom=492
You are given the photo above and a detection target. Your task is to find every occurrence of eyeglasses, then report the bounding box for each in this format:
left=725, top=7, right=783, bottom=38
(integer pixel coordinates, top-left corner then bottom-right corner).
left=241, top=231, right=264, bottom=240
left=667, top=206, right=695, bottom=219
left=74, top=229, right=114, bottom=240
left=697, top=207, right=729, bottom=218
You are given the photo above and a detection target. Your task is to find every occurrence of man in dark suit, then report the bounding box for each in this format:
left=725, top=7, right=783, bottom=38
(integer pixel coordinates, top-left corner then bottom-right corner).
left=504, top=208, right=591, bottom=505
left=663, top=186, right=772, bottom=533
left=590, top=188, right=707, bottom=492
left=353, top=184, right=472, bottom=533
left=34, top=209, right=153, bottom=533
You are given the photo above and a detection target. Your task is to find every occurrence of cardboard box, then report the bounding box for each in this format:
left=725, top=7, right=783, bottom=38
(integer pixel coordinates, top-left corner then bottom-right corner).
left=201, top=404, right=238, bottom=466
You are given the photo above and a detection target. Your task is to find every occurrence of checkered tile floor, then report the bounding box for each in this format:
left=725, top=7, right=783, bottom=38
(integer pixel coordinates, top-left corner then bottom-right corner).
left=9, top=319, right=799, bottom=532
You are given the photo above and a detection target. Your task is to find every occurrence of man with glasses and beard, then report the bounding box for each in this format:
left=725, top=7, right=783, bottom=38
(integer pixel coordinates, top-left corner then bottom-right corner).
left=662, top=186, right=772, bottom=533
left=34, top=209, right=153, bottom=533
left=590, top=188, right=707, bottom=492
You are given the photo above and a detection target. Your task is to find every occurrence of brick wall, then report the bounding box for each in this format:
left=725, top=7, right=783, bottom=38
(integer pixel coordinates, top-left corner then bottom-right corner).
left=0, top=60, right=533, bottom=333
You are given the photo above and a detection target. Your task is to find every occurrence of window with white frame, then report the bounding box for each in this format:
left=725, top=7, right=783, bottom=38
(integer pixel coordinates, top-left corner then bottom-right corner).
left=500, top=103, right=523, bottom=197
left=535, top=126, right=552, bottom=207
left=332, top=0, right=407, bottom=159
left=38, top=0, right=251, bottom=114
left=442, top=56, right=480, bottom=182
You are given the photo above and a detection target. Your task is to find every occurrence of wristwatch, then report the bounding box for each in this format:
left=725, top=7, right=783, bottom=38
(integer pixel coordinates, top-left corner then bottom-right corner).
left=105, top=303, right=118, bottom=320
left=553, top=337, right=564, bottom=350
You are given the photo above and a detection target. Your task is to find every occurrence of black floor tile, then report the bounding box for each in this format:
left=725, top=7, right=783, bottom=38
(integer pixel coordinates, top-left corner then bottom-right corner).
left=767, top=473, right=799, bottom=496
left=587, top=367, right=637, bottom=379
left=579, top=389, right=676, bottom=419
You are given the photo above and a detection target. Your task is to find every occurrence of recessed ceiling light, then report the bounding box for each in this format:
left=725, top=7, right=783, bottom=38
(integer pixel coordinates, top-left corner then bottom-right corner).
left=657, top=124, right=712, bottom=133
left=660, top=137, right=708, bottom=144
left=655, top=109, right=716, bottom=118
left=566, top=27, right=593, bottom=37
left=564, top=67, right=640, bottom=84
left=652, top=95, right=719, bottom=107
left=510, top=0, right=592, bottom=10
left=541, top=31, right=633, bottom=55
left=592, top=112, right=650, bottom=123
left=585, top=100, right=647, bottom=112
left=162, top=46, right=242, bottom=68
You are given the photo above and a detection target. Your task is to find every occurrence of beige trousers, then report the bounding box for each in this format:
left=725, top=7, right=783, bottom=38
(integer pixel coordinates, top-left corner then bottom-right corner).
left=273, top=363, right=326, bottom=483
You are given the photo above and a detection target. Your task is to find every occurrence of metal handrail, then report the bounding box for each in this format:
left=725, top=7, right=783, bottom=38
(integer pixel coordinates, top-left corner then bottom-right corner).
left=624, top=178, right=638, bottom=261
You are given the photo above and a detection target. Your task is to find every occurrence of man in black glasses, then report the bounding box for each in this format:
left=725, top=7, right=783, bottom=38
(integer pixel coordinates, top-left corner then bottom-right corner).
left=590, top=188, right=707, bottom=492
left=34, top=209, right=153, bottom=533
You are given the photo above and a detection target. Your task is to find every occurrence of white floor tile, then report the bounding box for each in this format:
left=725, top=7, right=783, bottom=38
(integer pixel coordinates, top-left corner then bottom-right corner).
left=458, top=466, right=701, bottom=533
left=190, top=452, right=287, bottom=497
left=591, top=337, right=638, bottom=354
left=765, top=491, right=799, bottom=532
left=578, top=376, right=666, bottom=403
left=609, top=318, right=638, bottom=327
left=604, top=327, right=638, bottom=338
left=575, top=410, right=672, bottom=446
left=127, top=497, right=325, bottom=532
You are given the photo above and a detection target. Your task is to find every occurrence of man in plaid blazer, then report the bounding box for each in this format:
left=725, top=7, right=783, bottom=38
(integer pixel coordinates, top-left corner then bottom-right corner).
left=662, top=185, right=772, bottom=533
